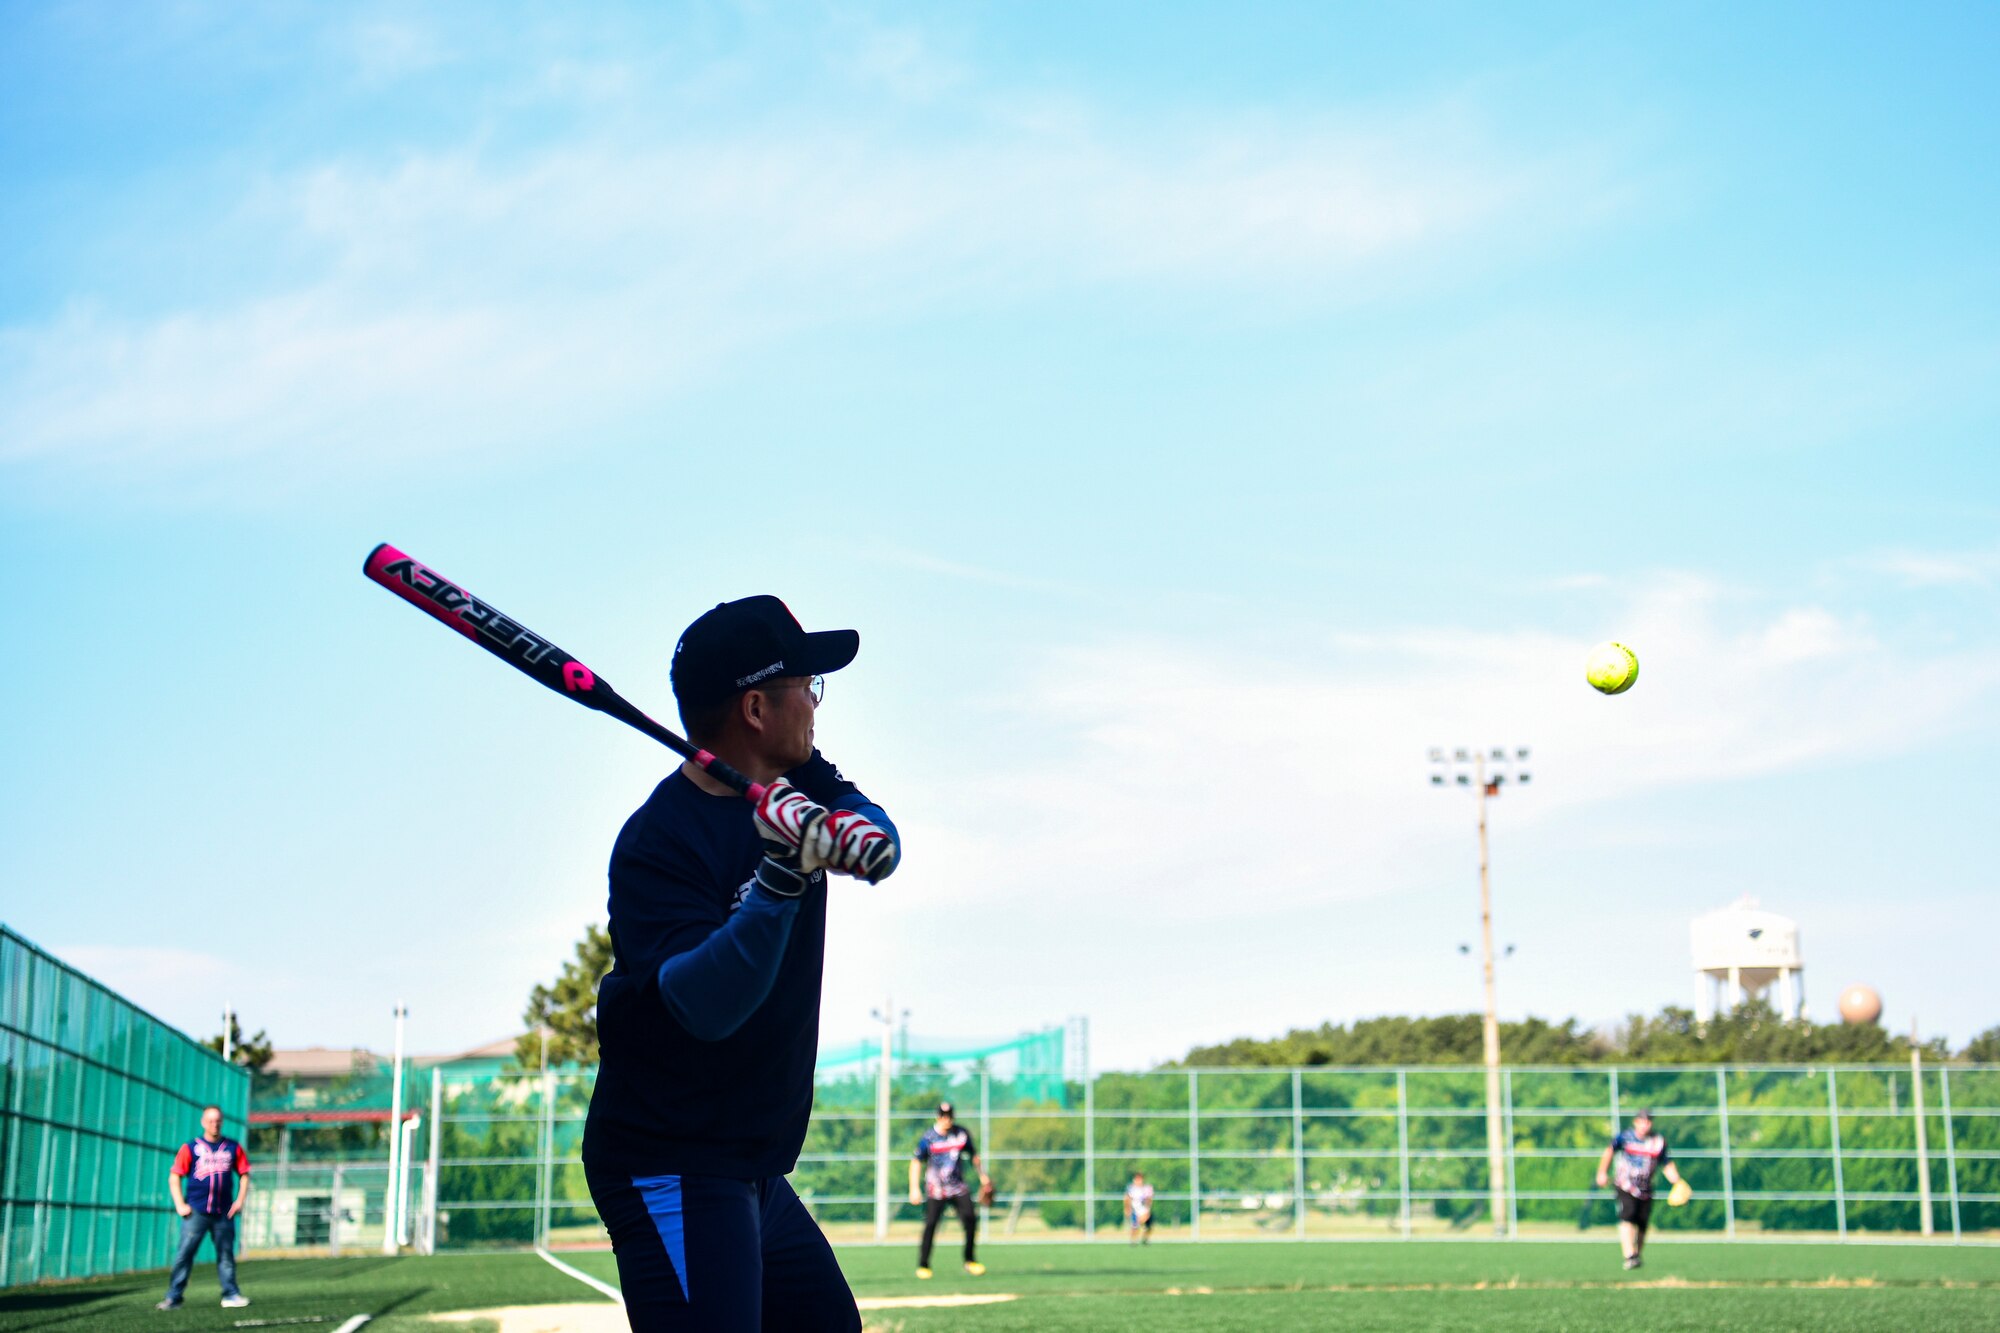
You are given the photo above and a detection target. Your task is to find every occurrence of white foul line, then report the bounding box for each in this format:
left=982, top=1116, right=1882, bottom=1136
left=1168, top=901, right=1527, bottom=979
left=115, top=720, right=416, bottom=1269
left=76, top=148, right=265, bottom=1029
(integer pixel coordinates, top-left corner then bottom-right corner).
left=333, top=1318, right=373, bottom=1333
left=536, top=1246, right=626, bottom=1305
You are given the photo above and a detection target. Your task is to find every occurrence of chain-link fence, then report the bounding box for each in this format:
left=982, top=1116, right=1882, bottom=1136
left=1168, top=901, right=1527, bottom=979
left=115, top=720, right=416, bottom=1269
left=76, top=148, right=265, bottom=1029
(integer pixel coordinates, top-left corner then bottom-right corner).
left=242, top=1059, right=1999, bottom=1251
left=1, top=926, right=250, bottom=1286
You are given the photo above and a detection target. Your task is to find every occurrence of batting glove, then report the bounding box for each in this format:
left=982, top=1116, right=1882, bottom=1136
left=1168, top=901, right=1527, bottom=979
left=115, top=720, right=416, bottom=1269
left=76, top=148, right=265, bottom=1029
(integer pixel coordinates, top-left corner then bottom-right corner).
left=755, top=782, right=833, bottom=864
left=818, top=807, right=898, bottom=883
left=753, top=852, right=811, bottom=900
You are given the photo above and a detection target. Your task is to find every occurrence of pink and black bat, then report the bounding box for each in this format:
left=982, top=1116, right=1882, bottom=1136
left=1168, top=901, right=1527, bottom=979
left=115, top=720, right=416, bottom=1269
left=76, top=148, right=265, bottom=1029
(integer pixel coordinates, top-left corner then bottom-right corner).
left=362, top=543, right=769, bottom=802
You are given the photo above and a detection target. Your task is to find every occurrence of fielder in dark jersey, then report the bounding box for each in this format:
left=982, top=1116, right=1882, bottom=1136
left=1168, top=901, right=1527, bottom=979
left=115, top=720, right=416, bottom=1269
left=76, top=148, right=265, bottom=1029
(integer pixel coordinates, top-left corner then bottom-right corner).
left=583, top=596, right=899, bottom=1332
left=1595, top=1110, right=1684, bottom=1269
left=907, top=1101, right=990, bottom=1277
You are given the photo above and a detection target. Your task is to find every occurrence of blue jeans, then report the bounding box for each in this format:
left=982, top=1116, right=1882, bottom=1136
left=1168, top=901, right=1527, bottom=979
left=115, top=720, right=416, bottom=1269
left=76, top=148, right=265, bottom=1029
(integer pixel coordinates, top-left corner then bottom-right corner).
left=164, top=1211, right=240, bottom=1302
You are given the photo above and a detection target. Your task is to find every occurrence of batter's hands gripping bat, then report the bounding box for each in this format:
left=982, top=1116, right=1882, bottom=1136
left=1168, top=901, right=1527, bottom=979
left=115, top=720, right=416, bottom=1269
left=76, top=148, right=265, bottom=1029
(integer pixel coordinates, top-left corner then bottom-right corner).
left=362, top=543, right=769, bottom=802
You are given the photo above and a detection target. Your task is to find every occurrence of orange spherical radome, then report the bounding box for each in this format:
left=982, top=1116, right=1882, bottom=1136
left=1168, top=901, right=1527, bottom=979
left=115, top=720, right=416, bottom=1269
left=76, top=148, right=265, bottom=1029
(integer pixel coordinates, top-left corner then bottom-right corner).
left=1837, top=984, right=1883, bottom=1025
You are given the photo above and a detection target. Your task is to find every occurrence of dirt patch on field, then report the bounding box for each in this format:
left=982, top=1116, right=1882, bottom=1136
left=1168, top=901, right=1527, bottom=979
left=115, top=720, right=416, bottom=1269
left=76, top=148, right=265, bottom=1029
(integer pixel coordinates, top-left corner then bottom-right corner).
left=429, top=1305, right=628, bottom=1333
left=855, top=1294, right=1019, bottom=1309
left=427, top=1293, right=1015, bottom=1332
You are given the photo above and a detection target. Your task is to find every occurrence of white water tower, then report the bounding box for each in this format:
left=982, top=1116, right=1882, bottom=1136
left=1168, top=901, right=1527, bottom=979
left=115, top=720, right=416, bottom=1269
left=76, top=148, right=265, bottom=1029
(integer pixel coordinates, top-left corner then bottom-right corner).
left=1691, top=897, right=1804, bottom=1021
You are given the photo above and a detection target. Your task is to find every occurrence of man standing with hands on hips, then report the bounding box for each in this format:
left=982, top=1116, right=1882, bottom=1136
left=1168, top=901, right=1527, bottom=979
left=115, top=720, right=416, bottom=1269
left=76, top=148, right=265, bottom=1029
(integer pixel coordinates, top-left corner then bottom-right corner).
left=156, top=1104, right=252, bottom=1310
left=583, top=596, right=899, bottom=1332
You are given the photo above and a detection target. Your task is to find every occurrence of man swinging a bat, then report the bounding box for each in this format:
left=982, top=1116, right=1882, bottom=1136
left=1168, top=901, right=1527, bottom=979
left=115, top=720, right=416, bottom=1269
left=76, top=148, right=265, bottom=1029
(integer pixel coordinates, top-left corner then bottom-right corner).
left=581, top=596, right=898, bottom=1332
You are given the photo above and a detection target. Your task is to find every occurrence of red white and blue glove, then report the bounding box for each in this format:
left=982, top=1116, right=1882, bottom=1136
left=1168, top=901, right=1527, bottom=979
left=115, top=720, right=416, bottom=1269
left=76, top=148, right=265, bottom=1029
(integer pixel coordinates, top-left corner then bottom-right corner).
left=755, top=782, right=830, bottom=861
left=755, top=782, right=897, bottom=883
left=819, top=807, right=898, bottom=884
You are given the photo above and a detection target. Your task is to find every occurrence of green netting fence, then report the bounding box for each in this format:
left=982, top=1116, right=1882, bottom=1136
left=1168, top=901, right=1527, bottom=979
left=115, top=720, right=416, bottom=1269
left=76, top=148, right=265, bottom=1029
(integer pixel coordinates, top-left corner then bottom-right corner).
left=239, top=1027, right=1071, bottom=1252
left=241, top=1050, right=2000, bottom=1252
left=1, top=926, right=250, bottom=1287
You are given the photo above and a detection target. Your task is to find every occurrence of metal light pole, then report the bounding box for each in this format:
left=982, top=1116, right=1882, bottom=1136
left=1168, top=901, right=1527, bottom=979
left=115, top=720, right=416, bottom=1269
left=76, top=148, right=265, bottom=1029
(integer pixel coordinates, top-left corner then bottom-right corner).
left=870, top=1001, right=909, bottom=1241
left=1431, top=746, right=1531, bottom=1238
left=382, top=1002, right=407, bottom=1254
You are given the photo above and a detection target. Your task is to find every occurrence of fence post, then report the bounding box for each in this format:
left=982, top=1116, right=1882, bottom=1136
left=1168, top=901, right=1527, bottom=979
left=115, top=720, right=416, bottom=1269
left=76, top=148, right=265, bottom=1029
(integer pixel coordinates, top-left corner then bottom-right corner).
left=980, top=1068, right=992, bottom=1236
left=873, top=1005, right=892, bottom=1242
left=0, top=1099, right=13, bottom=1285
left=1716, top=1068, right=1735, bottom=1239
left=0, top=1087, right=13, bottom=1286
left=1940, top=1067, right=1961, bottom=1241
left=1292, top=1069, right=1306, bottom=1238
left=1827, top=1068, right=1846, bottom=1239
left=1910, top=1045, right=1932, bottom=1236
left=1608, top=1066, right=1620, bottom=1131
left=1397, top=1068, right=1411, bottom=1239
left=1189, top=1070, right=1201, bottom=1240
left=1083, top=1071, right=1095, bottom=1240
left=425, top=1067, right=442, bottom=1254
left=1502, top=1068, right=1517, bottom=1239
left=540, top=1064, right=555, bottom=1249
left=330, top=1163, right=344, bottom=1258
left=32, top=997, right=58, bottom=1282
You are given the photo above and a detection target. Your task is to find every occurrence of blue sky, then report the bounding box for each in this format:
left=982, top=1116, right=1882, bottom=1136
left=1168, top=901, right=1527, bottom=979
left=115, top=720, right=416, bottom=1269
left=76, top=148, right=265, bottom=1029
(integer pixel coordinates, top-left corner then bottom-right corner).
left=3, top=1, right=1996, bottom=1069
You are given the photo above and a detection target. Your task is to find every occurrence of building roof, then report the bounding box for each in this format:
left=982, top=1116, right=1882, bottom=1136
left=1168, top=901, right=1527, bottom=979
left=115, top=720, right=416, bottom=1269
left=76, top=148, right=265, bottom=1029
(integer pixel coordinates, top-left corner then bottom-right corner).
left=269, top=1034, right=535, bottom=1079
left=413, top=1033, right=534, bottom=1066
left=265, top=1046, right=381, bottom=1079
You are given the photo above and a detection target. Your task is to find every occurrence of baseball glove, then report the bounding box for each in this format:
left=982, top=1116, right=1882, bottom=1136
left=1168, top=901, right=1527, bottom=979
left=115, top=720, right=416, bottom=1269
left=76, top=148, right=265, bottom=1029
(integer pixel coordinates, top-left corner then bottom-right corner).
left=1667, top=1178, right=1692, bottom=1208
left=977, top=1178, right=995, bottom=1207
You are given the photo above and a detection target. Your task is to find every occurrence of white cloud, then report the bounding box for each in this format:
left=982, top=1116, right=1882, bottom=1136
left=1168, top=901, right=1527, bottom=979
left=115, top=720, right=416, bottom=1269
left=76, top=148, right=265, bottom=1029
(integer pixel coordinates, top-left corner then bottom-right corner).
left=0, top=98, right=1613, bottom=480
left=344, top=20, right=449, bottom=83
left=52, top=945, right=240, bottom=1035
left=1851, top=547, right=2000, bottom=589
left=839, top=577, right=2000, bottom=1067
left=835, top=20, right=966, bottom=101
left=1755, top=607, right=1872, bottom=663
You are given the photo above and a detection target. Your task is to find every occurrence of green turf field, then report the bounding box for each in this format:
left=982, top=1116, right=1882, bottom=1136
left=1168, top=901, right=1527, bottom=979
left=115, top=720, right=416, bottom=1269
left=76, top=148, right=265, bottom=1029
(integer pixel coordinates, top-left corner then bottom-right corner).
left=4, top=1242, right=1998, bottom=1332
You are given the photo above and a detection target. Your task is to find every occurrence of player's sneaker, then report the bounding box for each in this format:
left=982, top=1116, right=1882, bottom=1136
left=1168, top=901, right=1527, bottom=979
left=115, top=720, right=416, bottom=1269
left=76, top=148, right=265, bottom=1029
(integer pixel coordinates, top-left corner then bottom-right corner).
left=915, top=1267, right=933, bottom=1280
left=154, top=1299, right=182, bottom=1310
left=964, top=1261, right=986, bottom=1276
left=220, top=1295, right=250, bottom=1308
left=1623, top=1256, right=1640, bottom=1270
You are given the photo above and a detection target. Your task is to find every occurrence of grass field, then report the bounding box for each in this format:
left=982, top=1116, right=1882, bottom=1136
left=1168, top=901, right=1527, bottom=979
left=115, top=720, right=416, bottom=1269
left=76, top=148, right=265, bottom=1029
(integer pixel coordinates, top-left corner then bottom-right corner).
left=5, top=1241, right=1999, bottom=1332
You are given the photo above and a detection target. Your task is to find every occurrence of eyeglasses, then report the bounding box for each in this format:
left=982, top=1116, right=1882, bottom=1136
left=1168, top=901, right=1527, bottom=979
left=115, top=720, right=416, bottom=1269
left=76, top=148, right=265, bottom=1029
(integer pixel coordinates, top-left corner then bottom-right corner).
left=782, top=675, right=824, bottom=705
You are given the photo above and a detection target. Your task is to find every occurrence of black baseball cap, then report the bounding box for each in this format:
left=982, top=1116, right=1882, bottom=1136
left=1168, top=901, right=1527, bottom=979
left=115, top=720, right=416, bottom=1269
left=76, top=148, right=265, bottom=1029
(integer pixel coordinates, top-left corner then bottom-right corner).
left=671, top=596, right=858, bottom=709
left=937, top=1101, right=955, bottom=1116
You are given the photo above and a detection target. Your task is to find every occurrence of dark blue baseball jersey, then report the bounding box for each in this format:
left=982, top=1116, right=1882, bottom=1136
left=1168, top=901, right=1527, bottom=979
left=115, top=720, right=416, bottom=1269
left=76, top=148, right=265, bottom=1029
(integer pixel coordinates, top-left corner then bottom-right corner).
left=172, top=1136, right=250, bottom=1214
left=583, top=751, right=893, bottom=1180
left=914, top=1126, right=977, bottom=1200
left=1610, top=1128, right=1671, bottom=1198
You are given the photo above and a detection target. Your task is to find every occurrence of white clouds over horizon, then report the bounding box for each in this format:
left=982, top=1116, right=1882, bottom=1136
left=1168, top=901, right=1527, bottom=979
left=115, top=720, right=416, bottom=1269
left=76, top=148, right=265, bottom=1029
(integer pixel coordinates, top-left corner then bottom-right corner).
left=903, top=575, right=1999, bottom=918
left=0, top=56, right=1623, bottom=484
left=5, top=3, right=1997, bottom=1072
left=823, top=573, right=2000, bottom=1067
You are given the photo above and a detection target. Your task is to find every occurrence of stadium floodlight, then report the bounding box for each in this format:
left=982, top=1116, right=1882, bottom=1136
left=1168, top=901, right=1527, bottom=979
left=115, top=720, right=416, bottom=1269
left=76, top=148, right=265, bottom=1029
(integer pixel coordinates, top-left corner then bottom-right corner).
left=869, top=1000, right=910, bottom=1242
left=383, top=1001, right=408, bottom=1255
left=1428, top=745, right=1532, bottom=1238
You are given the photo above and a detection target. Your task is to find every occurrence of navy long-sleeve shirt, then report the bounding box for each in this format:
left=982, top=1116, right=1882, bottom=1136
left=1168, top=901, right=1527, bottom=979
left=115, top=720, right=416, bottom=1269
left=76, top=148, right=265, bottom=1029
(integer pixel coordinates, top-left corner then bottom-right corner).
left=582, top=751, right=895, bottom=1179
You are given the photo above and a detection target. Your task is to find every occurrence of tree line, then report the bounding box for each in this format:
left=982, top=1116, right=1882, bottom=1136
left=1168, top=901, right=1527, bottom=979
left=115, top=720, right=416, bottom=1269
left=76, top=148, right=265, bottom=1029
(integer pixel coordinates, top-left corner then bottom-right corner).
left=1176, top=1004, right=2000, bottom=1068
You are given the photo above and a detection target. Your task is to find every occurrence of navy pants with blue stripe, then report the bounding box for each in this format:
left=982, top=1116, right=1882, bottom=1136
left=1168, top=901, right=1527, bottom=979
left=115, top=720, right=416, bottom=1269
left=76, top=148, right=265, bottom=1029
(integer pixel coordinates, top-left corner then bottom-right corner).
left=587, top=1167, right=860, bottom=1332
